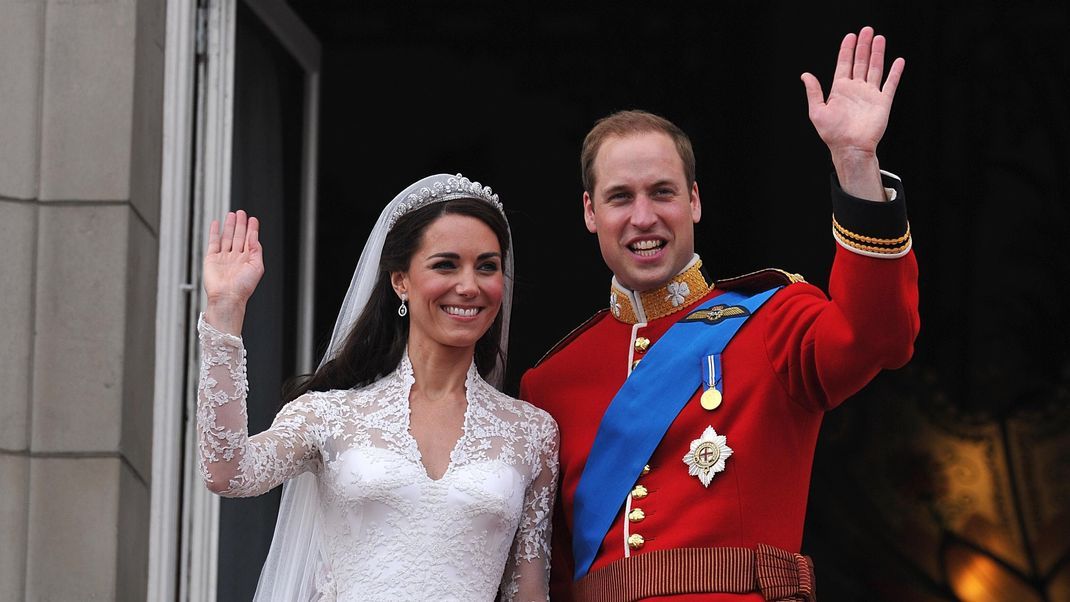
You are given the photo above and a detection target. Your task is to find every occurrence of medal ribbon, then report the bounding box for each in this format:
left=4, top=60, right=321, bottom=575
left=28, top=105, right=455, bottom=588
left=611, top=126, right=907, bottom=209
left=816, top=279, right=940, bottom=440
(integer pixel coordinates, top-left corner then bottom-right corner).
left=702, top=353, right=724, bottom=405
left=571, top=287, right=781, bottom=580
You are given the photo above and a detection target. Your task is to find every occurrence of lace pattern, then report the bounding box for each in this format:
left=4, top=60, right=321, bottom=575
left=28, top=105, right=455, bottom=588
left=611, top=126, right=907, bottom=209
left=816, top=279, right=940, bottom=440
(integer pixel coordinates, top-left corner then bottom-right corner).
left=197, top=315, right=558, bottom=601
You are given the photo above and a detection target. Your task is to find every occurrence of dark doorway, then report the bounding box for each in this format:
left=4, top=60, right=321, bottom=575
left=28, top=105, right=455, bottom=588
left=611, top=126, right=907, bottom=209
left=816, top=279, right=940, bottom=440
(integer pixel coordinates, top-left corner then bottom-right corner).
left=215, top=3, right=306, bottom=600
left=245, top=3, right=1069, bottom=600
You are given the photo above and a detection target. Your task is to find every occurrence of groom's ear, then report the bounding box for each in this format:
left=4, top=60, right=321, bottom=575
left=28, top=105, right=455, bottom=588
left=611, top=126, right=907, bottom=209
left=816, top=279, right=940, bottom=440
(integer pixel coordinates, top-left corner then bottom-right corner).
left=690, top=181, right=702, bottom=223
left=583, top=191, right=597, bottom=234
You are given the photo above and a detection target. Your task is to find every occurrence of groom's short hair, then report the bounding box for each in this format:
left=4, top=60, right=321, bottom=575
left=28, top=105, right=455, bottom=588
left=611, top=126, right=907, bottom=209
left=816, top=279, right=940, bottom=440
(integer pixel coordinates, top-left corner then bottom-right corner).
left=580, top=110, right=696, bottom=194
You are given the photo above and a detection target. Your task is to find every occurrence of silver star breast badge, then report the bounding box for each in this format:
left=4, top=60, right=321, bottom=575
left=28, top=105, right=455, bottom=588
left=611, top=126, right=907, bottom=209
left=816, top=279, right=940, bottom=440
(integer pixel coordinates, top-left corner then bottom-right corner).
left=683, top=426, right=733, bottom=487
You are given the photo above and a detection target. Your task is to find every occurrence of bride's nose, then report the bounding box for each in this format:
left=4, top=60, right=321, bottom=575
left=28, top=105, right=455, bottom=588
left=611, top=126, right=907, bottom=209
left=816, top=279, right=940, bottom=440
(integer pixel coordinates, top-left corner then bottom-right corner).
left=455, top=270, right=478, bottom=297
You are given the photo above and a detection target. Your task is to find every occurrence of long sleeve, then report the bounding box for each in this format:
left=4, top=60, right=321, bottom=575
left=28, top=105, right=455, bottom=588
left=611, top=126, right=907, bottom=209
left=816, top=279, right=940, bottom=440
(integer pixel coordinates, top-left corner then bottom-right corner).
left=500, top=416, right=560, bottom=602
left=762, top=172, right=920, bottom=412
left=519, top=373, right=578, bottom=602
left=197, top=314, right=321, bottom=497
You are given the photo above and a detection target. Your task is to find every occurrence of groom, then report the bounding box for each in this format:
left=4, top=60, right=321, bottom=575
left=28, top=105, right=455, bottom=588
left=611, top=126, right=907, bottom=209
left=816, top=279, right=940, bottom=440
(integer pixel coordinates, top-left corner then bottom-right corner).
left=521, top=27, right=919, bottom=601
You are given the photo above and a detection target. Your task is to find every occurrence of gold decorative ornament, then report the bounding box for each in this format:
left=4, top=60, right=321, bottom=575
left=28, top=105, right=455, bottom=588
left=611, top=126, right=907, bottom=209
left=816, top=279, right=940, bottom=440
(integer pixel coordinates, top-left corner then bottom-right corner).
left=832, top=217, right=912, bottom=255
left=609, top=260, right=712, bottom=324
left=682, top=304, right=748, bottom=325
left=693, top=441, right=720, bottom=467
left=700, top=388, right=723, bottom=411
left=832, top=217, right=911, bottom=245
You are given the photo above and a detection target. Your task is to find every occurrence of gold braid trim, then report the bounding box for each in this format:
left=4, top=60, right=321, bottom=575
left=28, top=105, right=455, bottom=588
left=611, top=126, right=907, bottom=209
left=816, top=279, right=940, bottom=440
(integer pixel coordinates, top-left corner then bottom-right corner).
left=614, top=295, right=639, bottom=324
left=832, top=216, right=911, bottom=245
left=833, top=231, right=912, bottom=254
left=610, top=260, right=711, bottom=324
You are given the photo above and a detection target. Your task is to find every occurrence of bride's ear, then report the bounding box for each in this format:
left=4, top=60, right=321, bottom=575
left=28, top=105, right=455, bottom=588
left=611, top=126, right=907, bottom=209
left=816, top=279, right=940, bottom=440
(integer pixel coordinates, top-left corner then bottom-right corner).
left=390, top=271, right=408, bottom=298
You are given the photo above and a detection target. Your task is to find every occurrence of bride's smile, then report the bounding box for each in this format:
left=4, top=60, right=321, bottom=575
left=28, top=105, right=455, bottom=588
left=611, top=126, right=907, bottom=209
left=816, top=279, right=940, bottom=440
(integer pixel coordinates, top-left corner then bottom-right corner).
left=394, top=213, right=504, bottom=351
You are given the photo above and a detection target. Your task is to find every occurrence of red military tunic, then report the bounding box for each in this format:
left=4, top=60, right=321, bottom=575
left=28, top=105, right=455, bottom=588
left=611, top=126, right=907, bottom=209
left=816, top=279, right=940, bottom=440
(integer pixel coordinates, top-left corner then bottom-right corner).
left=520, top=176, right=919, bottom=601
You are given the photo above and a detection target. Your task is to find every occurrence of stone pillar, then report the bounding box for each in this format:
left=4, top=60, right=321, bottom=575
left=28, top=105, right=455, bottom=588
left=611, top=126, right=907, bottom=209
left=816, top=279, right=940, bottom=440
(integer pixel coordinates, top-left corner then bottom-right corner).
left=0, top=0, right=165, bottom=599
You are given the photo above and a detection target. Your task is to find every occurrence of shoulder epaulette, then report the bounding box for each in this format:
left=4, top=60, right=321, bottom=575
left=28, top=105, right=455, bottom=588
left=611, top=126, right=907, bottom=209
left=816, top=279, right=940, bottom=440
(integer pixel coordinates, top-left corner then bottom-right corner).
left=714, top=268, right=805, bottom=293
left=534, top=309, right=610, bottom=367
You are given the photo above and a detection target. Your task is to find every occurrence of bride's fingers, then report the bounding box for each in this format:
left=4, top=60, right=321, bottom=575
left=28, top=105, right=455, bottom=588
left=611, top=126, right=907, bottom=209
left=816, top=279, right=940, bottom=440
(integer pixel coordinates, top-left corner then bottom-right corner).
left=247, top=217, right=260, bottom=254
left=233, top=210, right=248, bottom=254
left=220, top=212, right=236, bottom=253
left=207, top=219, right=221, bottom=255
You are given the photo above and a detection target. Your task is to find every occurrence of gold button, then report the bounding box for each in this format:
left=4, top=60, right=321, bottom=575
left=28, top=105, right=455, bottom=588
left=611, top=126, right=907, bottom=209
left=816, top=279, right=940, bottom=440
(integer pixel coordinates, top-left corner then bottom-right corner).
left=627, top=534, right=645, bottom=549
left=628, top=508, right=646, bottom=523
left=634, top=337, right=651, bottom=353
left=641, top=464, right=651, bottom=476
left=631, top=485, right=648, bottom=499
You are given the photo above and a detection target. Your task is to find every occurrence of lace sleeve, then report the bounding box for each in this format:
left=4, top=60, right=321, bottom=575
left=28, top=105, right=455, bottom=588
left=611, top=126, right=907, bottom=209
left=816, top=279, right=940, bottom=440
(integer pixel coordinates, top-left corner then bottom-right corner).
left=197, top=314, right=321, bottom=498
left=500, top=414, right=560, bottom=602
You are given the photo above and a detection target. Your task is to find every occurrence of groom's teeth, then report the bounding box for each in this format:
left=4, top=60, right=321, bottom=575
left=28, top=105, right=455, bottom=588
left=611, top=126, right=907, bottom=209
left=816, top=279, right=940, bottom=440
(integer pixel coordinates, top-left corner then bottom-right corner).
left=630, top=240, right=664, bottom=256
left=444, top=306, right=479, bottom=317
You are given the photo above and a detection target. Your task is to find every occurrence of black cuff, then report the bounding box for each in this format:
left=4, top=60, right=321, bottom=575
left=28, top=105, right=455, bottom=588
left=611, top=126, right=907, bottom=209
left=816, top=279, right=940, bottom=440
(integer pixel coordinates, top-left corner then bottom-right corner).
left=830, top=172, right=911, bottom=257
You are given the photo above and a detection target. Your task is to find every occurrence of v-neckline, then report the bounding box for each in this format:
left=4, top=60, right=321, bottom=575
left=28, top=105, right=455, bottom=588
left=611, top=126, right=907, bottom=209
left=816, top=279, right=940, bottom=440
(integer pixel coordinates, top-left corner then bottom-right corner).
left=398, top=353, right=477, bottom=482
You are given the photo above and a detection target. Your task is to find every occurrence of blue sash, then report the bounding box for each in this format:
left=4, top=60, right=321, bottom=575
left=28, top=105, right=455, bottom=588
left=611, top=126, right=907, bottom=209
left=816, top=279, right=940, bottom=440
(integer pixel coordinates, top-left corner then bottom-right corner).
left=571, top=287, right=780, bottom=579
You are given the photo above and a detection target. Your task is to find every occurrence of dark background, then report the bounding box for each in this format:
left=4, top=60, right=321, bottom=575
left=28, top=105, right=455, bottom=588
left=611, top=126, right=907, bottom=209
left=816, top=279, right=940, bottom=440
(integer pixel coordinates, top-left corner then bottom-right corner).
left=244, top=2, right=1069, bottom=600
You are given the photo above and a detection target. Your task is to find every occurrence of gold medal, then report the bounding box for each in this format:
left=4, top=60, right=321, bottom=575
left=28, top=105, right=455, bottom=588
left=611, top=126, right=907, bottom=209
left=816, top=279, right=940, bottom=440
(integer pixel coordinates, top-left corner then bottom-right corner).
left=700, top=388, right=722, bottom=411
left=700, top=354, right=723, bottom=411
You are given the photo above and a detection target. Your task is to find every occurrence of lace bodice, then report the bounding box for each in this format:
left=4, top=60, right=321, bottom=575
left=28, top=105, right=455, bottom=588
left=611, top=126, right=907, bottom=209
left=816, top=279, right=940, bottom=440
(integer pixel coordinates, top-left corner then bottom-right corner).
left=197, top=316, right=559, bottom=601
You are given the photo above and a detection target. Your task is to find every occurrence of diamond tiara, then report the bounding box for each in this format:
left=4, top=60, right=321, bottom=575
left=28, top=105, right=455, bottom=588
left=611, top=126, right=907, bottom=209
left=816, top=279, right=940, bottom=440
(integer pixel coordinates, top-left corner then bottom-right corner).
left=387, top=173, right=504, bottom=229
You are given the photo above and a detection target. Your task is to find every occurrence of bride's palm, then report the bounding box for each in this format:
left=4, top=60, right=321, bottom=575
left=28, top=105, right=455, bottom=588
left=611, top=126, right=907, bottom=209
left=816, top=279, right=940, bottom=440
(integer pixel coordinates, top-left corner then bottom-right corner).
left=204, top=210, right=264, bottom=305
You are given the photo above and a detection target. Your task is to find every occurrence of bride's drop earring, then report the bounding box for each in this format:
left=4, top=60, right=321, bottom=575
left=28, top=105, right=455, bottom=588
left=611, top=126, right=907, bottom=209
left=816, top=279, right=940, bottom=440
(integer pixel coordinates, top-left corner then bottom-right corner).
left=397, top=294, right=408, bottom=317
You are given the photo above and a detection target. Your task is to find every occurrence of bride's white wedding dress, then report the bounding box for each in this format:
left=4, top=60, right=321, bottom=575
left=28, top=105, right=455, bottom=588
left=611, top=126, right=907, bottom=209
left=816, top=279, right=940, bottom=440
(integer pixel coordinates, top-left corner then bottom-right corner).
left=197, top=316, right=559, bottom=601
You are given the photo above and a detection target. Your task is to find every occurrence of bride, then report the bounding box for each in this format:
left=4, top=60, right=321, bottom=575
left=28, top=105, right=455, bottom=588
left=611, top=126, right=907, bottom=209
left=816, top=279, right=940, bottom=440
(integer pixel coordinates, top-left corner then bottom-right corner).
left=196, top=174, right=559, bottom=601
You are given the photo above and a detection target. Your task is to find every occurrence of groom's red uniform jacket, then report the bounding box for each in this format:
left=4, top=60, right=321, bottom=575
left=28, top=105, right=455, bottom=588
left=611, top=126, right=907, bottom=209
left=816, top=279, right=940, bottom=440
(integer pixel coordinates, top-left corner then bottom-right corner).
left=520, top=176, right=919, bottom=601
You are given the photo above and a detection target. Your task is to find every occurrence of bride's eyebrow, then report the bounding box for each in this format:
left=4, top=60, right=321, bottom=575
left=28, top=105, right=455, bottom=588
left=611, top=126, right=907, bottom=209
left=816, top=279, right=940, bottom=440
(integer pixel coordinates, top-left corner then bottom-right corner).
left=425, top=252, right=502, bottom=261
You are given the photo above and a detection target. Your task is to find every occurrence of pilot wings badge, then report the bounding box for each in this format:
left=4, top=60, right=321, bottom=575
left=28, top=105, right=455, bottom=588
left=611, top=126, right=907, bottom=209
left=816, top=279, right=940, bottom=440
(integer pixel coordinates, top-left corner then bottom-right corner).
left=682, top=304, right=749, bottom=325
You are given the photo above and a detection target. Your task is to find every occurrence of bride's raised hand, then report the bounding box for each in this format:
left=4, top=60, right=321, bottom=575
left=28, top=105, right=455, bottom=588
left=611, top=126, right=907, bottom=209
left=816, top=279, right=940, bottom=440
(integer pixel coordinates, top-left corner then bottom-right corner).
left=203, top=210, right=264, bottom=333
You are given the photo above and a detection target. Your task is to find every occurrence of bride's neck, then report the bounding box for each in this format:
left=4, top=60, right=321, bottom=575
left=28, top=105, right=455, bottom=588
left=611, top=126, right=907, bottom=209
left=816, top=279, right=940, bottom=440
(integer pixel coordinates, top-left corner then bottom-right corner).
left=406, top=338, right=474, bottom=402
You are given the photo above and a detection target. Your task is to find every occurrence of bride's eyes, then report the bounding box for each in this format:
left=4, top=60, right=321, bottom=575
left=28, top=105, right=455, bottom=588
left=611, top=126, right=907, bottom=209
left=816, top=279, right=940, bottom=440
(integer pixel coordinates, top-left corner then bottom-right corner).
left=428, top=259, right=500, bottom=272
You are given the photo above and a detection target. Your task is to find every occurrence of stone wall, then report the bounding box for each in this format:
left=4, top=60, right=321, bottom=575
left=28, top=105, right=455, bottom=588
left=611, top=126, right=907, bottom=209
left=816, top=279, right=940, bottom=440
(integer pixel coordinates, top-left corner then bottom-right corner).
left=0, top=0, right=165, bottom=599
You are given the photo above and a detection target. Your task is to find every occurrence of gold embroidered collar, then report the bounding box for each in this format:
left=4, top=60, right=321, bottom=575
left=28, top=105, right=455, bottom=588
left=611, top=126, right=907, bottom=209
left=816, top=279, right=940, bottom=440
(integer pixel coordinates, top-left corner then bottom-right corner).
left=609, top=257, right=712, bottom=324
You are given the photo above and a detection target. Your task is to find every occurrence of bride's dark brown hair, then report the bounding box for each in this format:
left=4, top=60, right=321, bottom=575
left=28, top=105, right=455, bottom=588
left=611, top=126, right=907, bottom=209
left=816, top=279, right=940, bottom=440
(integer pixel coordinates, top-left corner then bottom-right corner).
left=284, top=198, right=510, bottom=402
